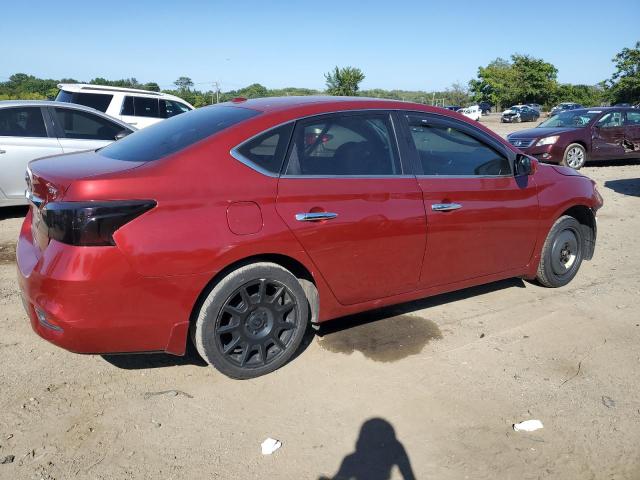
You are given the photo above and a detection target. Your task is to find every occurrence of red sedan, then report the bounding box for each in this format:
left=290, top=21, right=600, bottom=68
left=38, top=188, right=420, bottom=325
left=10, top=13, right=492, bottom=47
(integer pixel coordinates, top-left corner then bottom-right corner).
left=17, top=97, right=603, bottom=378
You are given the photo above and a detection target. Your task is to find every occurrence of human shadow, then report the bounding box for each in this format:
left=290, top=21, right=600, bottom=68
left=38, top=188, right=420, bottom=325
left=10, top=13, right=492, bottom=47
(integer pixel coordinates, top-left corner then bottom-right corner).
left=604, top=178, right=640, bottom=197
left=319, top=418, right=415, bottom=480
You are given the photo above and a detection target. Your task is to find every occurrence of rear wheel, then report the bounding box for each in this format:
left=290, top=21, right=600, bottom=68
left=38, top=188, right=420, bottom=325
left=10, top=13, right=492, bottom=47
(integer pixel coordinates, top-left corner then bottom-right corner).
left=194, top=262, right=309, bottom=379
left=561, top=143, right=586, bottom=169
left=536, top=215, right=584, bottom=287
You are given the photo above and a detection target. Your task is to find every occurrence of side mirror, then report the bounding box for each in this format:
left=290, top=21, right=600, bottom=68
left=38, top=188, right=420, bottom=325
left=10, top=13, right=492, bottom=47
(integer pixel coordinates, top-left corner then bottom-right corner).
left=514, top=154, right=536, bottom=176
left=115, top=130, right=131, bottom=140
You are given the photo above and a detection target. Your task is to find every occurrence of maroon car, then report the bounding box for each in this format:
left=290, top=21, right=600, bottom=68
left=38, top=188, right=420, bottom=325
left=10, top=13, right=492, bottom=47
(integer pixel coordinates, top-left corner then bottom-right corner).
left=507, top=107, right=640, bottom=169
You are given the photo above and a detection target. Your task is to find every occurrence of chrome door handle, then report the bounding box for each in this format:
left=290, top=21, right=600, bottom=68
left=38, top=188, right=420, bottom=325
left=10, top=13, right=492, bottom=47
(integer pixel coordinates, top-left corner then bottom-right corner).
left=431, top=203, right=462, bottom=212
left=295, top=212, right=338, bottom=222
left=0, top=149, right=6, bottom=154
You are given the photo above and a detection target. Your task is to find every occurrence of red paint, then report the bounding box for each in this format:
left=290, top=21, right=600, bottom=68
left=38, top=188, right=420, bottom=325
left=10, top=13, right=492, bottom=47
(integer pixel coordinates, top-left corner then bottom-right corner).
left=17, top=97, right=603, bottom=356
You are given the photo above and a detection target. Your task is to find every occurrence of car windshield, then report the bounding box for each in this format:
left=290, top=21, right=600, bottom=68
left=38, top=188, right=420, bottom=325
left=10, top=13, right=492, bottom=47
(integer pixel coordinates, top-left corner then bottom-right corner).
left=538, top=111, right=599, bottom=128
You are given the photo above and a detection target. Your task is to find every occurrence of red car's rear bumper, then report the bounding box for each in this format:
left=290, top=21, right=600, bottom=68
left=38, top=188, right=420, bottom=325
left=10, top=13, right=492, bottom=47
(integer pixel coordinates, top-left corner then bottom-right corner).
left=16, top=211, right=208, bottom=356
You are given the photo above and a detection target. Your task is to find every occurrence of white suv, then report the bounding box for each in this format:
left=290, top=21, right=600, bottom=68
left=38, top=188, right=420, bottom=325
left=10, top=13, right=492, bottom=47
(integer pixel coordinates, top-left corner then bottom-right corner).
left=56, top=84, right=194, bottom=129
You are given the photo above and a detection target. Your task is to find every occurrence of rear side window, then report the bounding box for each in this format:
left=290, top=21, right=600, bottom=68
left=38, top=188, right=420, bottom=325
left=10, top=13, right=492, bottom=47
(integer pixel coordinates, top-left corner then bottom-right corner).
left=625, top=111, right=640, bottom=125
left=0, top=107, right=47, bottom=137
left=53, top=108, right=125, bottom=141
left=100, top=105, right=260, bottom=162
left=235, top=123, right=294, bottom=175
left=284, top=113, right=400, bottom=176
left=407, top=115, right=511, bottom=176
left=160, top=100, right=191, bottom=118
left=133, top=97, right=160, bottom=118
left=55, top=90, right=113, bottom=112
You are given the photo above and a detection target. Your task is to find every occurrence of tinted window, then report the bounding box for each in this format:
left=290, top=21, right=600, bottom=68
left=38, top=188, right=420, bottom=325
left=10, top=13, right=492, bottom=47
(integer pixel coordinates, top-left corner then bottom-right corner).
left=597, top=111, right=623, bottom=128
left=160, top=100, right=191, bottom=118
left=407, top=116, right=511, bottom=176
left=624, top=111, right=640, bottom=125
left=54, top=108, right=125, bottom=141
left=236, top=123, right=294, bottom=174
left=121, top=96, right=134, bottom=115
left=100, top=105, right=260, bottom=162
left=55, top=90, right=113, bottom=112
left=0, top=107, right=47, bottom=137
left=284, top=114, right=400, bottom=176
left=133, top=97, right=160, bottom=118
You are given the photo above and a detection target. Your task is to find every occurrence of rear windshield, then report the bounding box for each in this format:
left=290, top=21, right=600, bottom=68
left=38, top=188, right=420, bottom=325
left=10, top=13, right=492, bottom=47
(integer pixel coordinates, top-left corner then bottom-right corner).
left=99, top=105, right=259, bottom=162
left=56, top=90, right=113, bottom=112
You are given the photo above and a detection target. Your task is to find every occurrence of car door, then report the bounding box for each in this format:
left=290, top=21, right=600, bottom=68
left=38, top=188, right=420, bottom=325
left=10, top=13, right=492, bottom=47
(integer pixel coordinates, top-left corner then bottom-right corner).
left=119, top=96, right=162, bottom=129
left=49, top=106, right=131, bottom=153
left=591, top=110, right=626, bottom=159
left=399, top=113, right=539, bottom=287
left=0, top=106, right=63, bottom=199
left=623, top=110, right=640, bottom=158
left=276, top=111, right=427, bottom=305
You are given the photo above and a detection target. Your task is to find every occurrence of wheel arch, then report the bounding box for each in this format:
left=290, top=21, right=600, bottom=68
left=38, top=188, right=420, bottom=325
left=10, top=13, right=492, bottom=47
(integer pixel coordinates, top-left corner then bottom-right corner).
left=560, top=204, right=597, bottom=260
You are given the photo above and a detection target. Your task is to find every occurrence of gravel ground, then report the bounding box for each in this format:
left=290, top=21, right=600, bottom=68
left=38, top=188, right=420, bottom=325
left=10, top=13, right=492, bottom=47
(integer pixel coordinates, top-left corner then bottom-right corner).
left=1, top=116, right=639, bottom=479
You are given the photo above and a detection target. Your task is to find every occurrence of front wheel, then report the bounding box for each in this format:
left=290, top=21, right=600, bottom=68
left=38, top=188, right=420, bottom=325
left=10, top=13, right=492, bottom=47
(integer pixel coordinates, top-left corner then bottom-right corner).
left=193, top=262, right=309, bottom=379
left=536, top=215, right=584, bottom=288
left=561, top=143, right=586, bottom=169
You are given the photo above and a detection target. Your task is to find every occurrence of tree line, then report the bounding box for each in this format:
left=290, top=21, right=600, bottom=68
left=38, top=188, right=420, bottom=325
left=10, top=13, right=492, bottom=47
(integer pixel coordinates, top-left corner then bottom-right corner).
left=1, top=41, right=637, bottom=110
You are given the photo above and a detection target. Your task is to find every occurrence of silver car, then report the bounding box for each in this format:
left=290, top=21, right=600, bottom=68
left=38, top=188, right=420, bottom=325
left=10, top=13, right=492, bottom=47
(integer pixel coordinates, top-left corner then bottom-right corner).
left=0, top=100, right=135, bottom=207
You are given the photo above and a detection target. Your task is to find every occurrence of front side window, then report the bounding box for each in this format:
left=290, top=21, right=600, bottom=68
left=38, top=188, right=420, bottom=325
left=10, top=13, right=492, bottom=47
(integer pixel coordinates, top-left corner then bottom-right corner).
left=55, top=90, right=113, bottom=112
left=0, top=107, right=47, bottom=137
left=100, top=105, right=260, bottom=162
left=160, top=100, right=191, bottom=118
left=54, top=108, right=125, bottom=141
left=235, top=123, right=294, bottom=175
left=284, top=113, right=400, bottom=176
left=406, top=116, right=511, bottom=176
left=597, top=111, right=623, bottom=128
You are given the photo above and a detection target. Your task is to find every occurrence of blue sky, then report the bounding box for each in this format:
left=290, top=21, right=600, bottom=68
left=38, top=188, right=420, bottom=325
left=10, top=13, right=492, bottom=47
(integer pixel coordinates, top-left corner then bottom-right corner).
left=2, top=0, right=638, bottom=92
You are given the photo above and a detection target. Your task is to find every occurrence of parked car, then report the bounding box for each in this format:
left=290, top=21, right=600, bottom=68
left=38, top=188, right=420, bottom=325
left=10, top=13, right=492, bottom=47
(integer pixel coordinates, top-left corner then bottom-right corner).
left=458, top=105, right=481, bottom=121
left=506, top=107, right=640, bottom=169
left=478, top=101, right=492, bottom=115
left=549, top=102, right=583, bottom=116
left=501, top=105, right=540, bottom=123
left=527, top=103, right=542, bottom=113
left=18, top=97, right=603, bottom=378
left=56, top=84, right=194, bottom=129
left=0, top=100, right=134, bottom=207
left=444, top=105, right=461, bottom=111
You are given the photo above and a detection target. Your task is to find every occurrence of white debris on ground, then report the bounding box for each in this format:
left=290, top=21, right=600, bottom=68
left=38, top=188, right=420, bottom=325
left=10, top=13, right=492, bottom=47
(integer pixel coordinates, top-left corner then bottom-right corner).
left=261, top=437, right=282, bottom=455
left=513, top=420, right=544, bottom=432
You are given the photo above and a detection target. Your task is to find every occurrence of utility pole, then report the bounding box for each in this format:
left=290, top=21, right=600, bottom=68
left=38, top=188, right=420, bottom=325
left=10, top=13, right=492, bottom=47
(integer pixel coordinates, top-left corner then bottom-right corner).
left=212, top=81, right=220, bottom=104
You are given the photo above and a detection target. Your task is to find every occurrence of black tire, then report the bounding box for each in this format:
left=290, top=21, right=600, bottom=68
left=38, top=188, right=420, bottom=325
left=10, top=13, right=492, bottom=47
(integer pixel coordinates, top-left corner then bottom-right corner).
left=194, top=262, right=309, bottom=379
left=536, top=215, right=584, bottom=288
left=560, top=143, right=586, bottom=169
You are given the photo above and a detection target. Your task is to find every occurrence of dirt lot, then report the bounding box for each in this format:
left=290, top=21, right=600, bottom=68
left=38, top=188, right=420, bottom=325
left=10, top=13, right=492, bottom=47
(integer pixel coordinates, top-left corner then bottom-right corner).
left=1, top=115, right=639, bottom=479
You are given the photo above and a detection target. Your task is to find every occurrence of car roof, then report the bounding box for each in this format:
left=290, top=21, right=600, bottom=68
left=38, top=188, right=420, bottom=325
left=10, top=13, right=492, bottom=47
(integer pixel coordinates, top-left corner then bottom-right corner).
left=0, top=99, right=136, bottom=129
left=57, top=83, right=191, bottom=104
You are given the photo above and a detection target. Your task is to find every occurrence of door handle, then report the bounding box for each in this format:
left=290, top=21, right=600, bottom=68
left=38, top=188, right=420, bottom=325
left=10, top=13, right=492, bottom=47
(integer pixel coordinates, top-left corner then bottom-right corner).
left=295, top=212, right=338, bottom=222
left=0, top=149, right=6, bottom=154
left=431, top=203, right=462, bottom=212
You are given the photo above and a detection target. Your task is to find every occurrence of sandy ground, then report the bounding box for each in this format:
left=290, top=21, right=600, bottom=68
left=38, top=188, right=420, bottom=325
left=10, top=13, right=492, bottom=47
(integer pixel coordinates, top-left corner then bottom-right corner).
left=1, top=115, right=640, bottom=480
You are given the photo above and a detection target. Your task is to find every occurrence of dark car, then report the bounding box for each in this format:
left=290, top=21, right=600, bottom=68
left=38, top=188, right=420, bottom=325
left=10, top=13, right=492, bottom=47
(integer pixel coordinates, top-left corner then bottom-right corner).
left=18, top=97, right=603, bottom=379
left=444, top=105, right=461, bottom=111
left=478, top=101, right=492, bottom=115
left=549, top=102, right=583, bottom=116
left=507, top=107, right=640, bottom=169
left=501, top=105, right=540, bottom=123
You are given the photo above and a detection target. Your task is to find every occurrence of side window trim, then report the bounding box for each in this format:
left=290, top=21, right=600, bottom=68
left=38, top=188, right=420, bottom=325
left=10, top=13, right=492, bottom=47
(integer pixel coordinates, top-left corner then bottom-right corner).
left=402, top=112, right=515, bottom=177
left=230, top=121, right=295, bottom=177
left=281, top=110, right=407, bottom=178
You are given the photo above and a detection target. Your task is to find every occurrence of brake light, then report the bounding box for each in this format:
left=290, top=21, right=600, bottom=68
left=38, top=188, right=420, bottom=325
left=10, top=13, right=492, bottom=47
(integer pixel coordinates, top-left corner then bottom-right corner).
left=42, top=200, right=156, bottom=246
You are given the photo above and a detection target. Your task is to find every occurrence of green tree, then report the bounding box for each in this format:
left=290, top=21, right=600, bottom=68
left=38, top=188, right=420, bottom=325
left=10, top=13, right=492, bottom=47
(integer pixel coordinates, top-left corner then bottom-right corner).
left=143, top=82, right=161, bottom=92
left=445, top=81, right=471, bottom=106
left=605, top=41, right=640, bottom=104
left=174, top=76, right=194, bottom=92
left=469, top=57, right=516, bottom=108
left=325, top=66, right=365, bottom=96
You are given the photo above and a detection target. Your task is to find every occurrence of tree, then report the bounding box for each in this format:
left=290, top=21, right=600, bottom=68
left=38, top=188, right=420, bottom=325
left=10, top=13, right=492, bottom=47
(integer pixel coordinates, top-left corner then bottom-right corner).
left=605, top=41, right=640, bottom=104
left=143, top=82, right=161, bottom=92
left=325, top=66, right=365, bottom=96
left=445, top=81, right=470, bottom=106
left=469, top=57, right=516, bottom=108
left=174, top=76, right=194, bottom=92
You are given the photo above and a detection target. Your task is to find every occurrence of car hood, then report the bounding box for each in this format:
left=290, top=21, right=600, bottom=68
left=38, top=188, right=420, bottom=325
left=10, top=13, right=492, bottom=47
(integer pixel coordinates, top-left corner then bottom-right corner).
left=508, top=127, right=579, bottom=139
